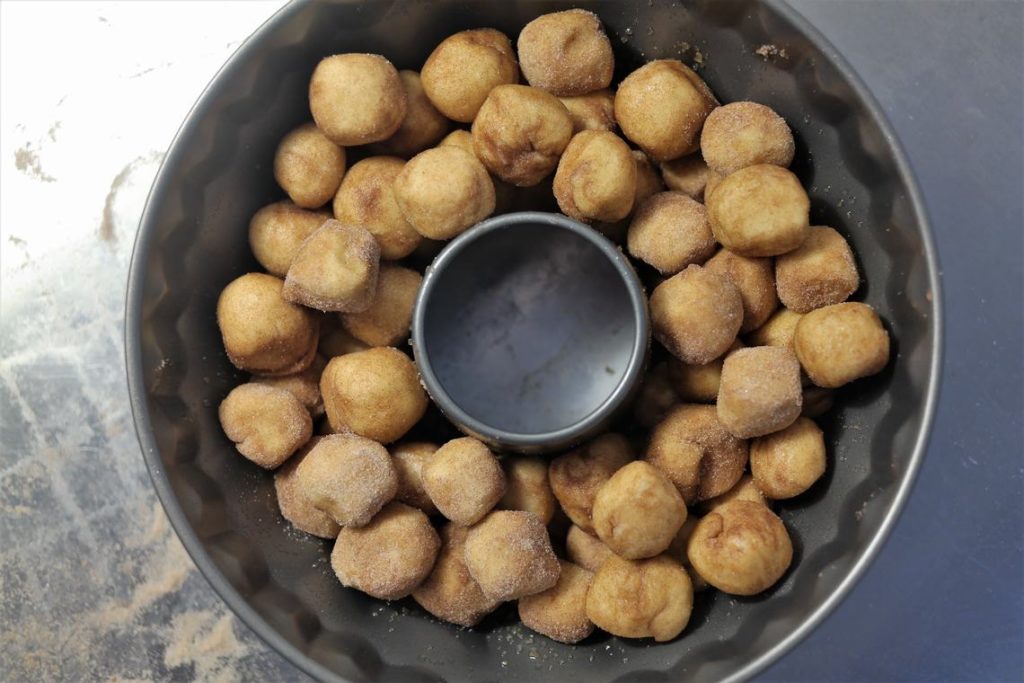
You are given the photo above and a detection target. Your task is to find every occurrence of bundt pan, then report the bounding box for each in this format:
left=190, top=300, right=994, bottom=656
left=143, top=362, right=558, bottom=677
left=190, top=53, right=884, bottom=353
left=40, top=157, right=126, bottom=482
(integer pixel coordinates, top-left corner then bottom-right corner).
left=125, top=0, right=942, bottom=680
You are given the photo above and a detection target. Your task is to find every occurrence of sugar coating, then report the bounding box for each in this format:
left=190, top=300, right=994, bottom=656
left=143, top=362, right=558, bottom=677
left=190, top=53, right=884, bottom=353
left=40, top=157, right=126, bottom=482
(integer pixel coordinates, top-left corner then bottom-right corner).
left=650, top=264, right=744, bottom=365
left=518, top=560, right=595, bottom=644
left=390, top=441, right=439, bottom=515
left=463, top=510, right=560, bottom=601
left=627, top=192, right=716, bottom=275
left=565, top=524, right=614, bottom=572
left=668, top=339, right=744, bottom=404
left=707, top=164, right=809, bottom=257
left=373, top=70, right=452, bottom=158
left=273, top=122, right=347, bottom=209
left=421, top=29, right=519, bottom=123
left=248, top=201, right=331, bottom=277
left=548, top=433, right=633, bottom=533
left=775, top=226, right=859, bottom=313
left=717, top=346, right=803, bottom=439
left=553, top=130, right=636, bottom=223
left=412, top=523, right=501, bottom=627
left=558, top=89, right=616, bottom=134
left=751, top=417, right=826, bottom=499
left=700, top=101, right=795, bottom=175
left=282, top=220, right=381, bottom=313
left=497, top=456, right=558, bottom=525
left=333, top=157, right=422, bottom=260
left=585, top=554, right=694, bottom=642
left=273, top=437, right=340, bottom=538
left=394, top=146, right=496, bottom=240
left=309, top=53, right=407, bottom=146
left=219, top=383, right=313, bottom=469
left=660, top=153, right=712, bottom=200
left=252, top=353, right=326, bottom=417
left=794, top=302, right=890, bottom=388
left=517, top=9, right=614, bottom=96
left=422, top=437, right=506, bottom=526
left=591, top=461, right=687, bottom=560
left=747, top=308, right=803, bottom=350
left=340, top=265, right=422, bottom=347
left=704, top=248, right=779, bottom=332
left=633, top=361, right=680, bottom=429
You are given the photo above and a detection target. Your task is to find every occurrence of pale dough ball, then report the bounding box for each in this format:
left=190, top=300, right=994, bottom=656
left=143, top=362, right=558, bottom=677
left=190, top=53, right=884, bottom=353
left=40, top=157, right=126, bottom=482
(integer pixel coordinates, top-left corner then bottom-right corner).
left=700, top=101, right=795, bottom=175
left=559, top=89, right=616, bottom=133
left=660, top=153, right=711, bottom=200
left=421, top=29, right=519, bottom=123
left=464, top=510, right=561, bottom=601
left=283, top=220, right=380, bottom=312
left=549, top=433, right=632, bottom=533
left=594, top=150, right=665, bottom=243
left=333, top=156, right=422, bottom=260
left=707, top=164, right=810, bottom=257
left=517, top=9, right=614, bottom=96
left=295, top=433, right=397, bottom=526
left=422, top=437, right=506, bottom=526
left=704, top=170, right=725, bottom=201
left=390, top=441, right=438, bottom=514
left=274, top=122, right=346, bottom=209
left=219, top=383, right=312, bottom=469
left=565, top=524, right=613, bottom=573
left=794, top=302, right=890, bottom=387
left=248, top=201, right=329, bottom=278
left=700, top=473, right=767, bottom=514
left=704, top=248, right=779, bottom=332
left=309, top=53, right=406, bottom=145
left=553, top=130, right=636, bottom=222
left=519, top=560, right=595, bottom=644
left=627, top=192, right=716, bottom=275
left=412, top=523, right=501, bottom=626
left=592, top=461, right=687, bottom=560
left=748, top=308, right=803, bottom=350
left=775, top=226, right=859, bottom=313
left=751, top=417, right=826, bottom=499
left=273, top=437, right=340, bottom=538
left=718, top=346, right=803, bottom=438
left=633, top=361, right=680, bottom=429
left=585, top=554, right=693, bottom=641
left=252, top=353, right=326, bottom=417
left=668, top=339, right=744, bottom=404
left=650, top=264, right=744, bottom=365
left=340, top=264, right=421, bottom=347
left=394, top=146, right=496, bottom=240
left=498, top=456, right=557, bottom=525
left=438, top=129, right=477, bottom=156
left=375, top=70, right=452, bottom=157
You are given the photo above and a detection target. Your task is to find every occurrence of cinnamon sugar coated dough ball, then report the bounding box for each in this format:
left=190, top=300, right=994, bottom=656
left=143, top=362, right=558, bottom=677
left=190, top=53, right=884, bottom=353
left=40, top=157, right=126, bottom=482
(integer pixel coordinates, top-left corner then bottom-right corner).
left=320, top=347, right=428, bottom=443
left=390, top=442, right=438, bottom=514
left=650, top=264, right=743, bottom=365
left=615, top=59, right=718, bottom=162
left=660, top=154, right=711, bottom=200
left=517, top=9, right=614, bottom=96
left=333, top=157, right=421, bottom=260
left=217, top=273, right=319, bottom=374
left=295, top=433, right=397, bottom=526
left=748, top=308, right=803, bottom=349
left=687, top=500, right=792, bottom=595
left=464, top=510, right=560, bottom=601
left=375, top=70, right=451, bottom=157
left=331, top=502, right=440, bottom=600
left=751, top=417, right=826, bottom=499
left=704, top=249, right=779, bottom=332
left=252, top=354, right=326, bottom=417
left=776, top=226, right=859, bottom=313
left=794, top=302, right=890, bottom=387
left=718, top=347, right=803, bottom=438
left=422, top=437, right=506, bottom=526
left=627, top=192, right=716, bottom=275
left=566, top=525, right=613, bottom=572
left=219, top=383, right=312, bottom=469
left=700, top=102, right=795, bottom=175
left=421, top=29, right=519, bottom=123
left=559, top=89, right=616, bottom=133
left=553, top=130, right=636, bottom=222
left=283, top=220, right=380, bottom=313
left=438, top=129, right=478, bottom=157
left=274, top=438, right=339, bottom=538
left=549, top=433, right=632, bottom=533
left=472, top=84, right=574, bottom=186
left=340, top=265, right=421, bottom=347
left=498, top=456, right=557, bottom=525
left=668, top=339, right=744, bottom=403
left=704, top=170, right=725, bottom=201
left=519, top=560, right=595, bottom=644
left=412, top=523, right=501, bottom=626
left=248, top=201, right=329, bottom=277
left=309, top=54, right=406, bottom=145
left=633, top=362, right=679, bottom=429
left=394, top=146, right=496, bottom=240
left=586, top=554, right=693, bottom=641
left=708, top=164, right=810, bottom=257
left=273, top=123, right=346, bottom=209
left=592, top=462, right=687, bottom=559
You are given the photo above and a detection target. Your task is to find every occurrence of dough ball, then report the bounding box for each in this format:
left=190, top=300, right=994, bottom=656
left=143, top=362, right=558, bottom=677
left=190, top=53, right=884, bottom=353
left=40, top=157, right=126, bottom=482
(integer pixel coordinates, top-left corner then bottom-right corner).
left=248, top=201, right=329, bottom=278
left=438, top=129, right=477, bottom=156
left=517, top=9, right=614, bottom=96
left=554, top=130, right=636, bottom=222
left=701, top=473, right=766, bottom=513
left=252, top=353, right=326, bottom=417
left=650, top=264, right=744, bottom=365
left=340, top=265, right=421, bottom=347
left=686, top=500, right=792, bottom=595
left=309, top=53, right=406, bottom=145
left=331, top=502, right=440, bottom=600
left=219, top=383, right=312, bottom=469
left=318, top=317, right=370, bottom=358
left=708, top=164, right=810, bottom=257
left=614, top=59, right=718, bottom=162
left=802, top=386, right=835, bottom=418
left=421, top=28, right=519, bottom=123
left=565, top=524, right=613, bottom=572
left=585, top=554, right=693, bottom=641
left=659, top=154, right=711, bottom=200
left=464, top=510, right=560, bottom=601
left=498, top=456, right=557, bottom=525
left=794, top=302, right=890, bottom=387
left=283, top=220, right=380, bottom=312
left=700, top=101, right=795, bottom=175
left=390, top=441, right=438, bottom=514
left=751, top=417, right=826, bottom=499
left=374, top=70, right=451, bottom=157
left=665, top=516, right=710, bottom=591
left=747, top=308, right=803, bottom=350
left=273, top=437, right=340, bottom=538
left=633, top=361, right=680, bottom=429
left=704, top=248, right=779, bottom=332
left=472, top=84, right=574, bottom=186
left=559, top=89, right=616, bottom=133
left=295, top=433, right=397, bottom=526
left=627, top=192, right=716, bottom=276
left=422, top=437, right=506, bottom=526
left=592, top=461, right=687, bottom=560
left=320, top=347, right=428, bottom=443
left=549, top=433, right=632, bottom=533
left=704, top=170, right=725, bottom=201
left=274, top=122, right=346, bottom=209
left=775, top=226, right=859, bottom=313
left=412, top=523, right=501, bottom=626
left=394, top=146, right=496, bottom=240
left=645, top=404, right=748, bottom=504
left=217, top=273, right=319, bottom=374
left=519, top=560, right=595, bottom=644
left=667, top=339, right=744, bottom=403
left=593, top=150, right=665, bottom=243
left=333, top=156, right=421, bottom=260
left=718, top=346, right=803, bottom=438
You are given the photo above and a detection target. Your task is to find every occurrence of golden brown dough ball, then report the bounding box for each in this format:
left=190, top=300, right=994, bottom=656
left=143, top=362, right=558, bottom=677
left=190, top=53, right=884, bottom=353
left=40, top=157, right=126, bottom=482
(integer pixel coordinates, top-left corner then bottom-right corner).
left=659, top=154, right=711, bottom=200
left=332, top=502, right=440, bottom=600
left=751, top=417, right=826, bottom=499
left=668, top=339, right=744, bottom=404
left=217, top=273, right=319, bottom=374
left=248, top=201, right=329, bottom=278
left=704, top=249, right=779, bottom=333
left=718, top=346, right=802, bottom=438
left=776, top=226, right=859, bottom=313
left=748, top=308, right=803, bottom=350
left=294, top=433, right=397, bottom=526
left=374, top=70, right=451, bottom=157
left=219, top=383, right=312, bottom=469
left=700, top=101, right=795, bottom=175
left=517, top=9, right=614, bottom=96
left=390, top=441, right=438, bottom=515
left=559, top=89, right=616, bottom=133
left=627, top=192, right=716, bottom=276
left=549, top=433, right=632, bottom=533
left=592, top=461, right=687, bottom=559
left=794, top=302, right=890, bottom=387
left=633, top=361, right=679, bottom=429
left=309, top=54, right=406, bottom=146
left=650, top=264, right=744, bottom=365
left=394, top=146, right=496, bottom=240
left=332, top=156, right=421, bottom=260
left=421, top=29, right=519, bottom=123
left=283, top=220, right=380, bottom=312
left=252, top=354, right=326, bottom=417
left=586, top=554, right=693, bottom=641
left=701, top=473, right=767, bottom=513
left=438, top=129, right=477, bottom=156
left=565, top=524, right=613, bottom=572
left=320, top=347, right=427, bottom=443
left=614, top=59, right=718, bottom=162
left=464, top=510, right=560, bottom=601
left=412, top=523, right=501, bottom=626
left=273, top=123, right=346, bottom=209
left=704, top=170, right=725, bottom=201
left=472, top=84, right=574, bottom=186
left=687, top=500, right=792, bottom=595
left=498, top=456, right=557, bottom=525
left=519, top=560, right=595, bottom=644
left=593, top=150, right=665, bottom=243
left=340, top=265, right=421, bottom=347
left=708, top=164, right=810, bottom=257
left=273, top=437, right=340, bottom=538
left=422, top=437, right=506, bottom=526
left=802, top=386, right=835, bottom=417
left=553, top=130, right=636, bottom=222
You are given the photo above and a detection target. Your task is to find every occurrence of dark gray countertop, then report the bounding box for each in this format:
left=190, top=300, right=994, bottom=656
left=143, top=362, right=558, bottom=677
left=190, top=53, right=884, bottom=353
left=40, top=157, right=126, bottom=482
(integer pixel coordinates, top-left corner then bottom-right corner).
left=1, top=1, right=1020, bottom=681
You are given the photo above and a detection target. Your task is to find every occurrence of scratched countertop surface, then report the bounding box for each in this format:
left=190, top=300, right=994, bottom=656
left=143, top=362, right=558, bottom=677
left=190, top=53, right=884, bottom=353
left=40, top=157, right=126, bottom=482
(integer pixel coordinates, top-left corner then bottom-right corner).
left=0, top=1, right=1020, bottom=681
